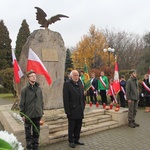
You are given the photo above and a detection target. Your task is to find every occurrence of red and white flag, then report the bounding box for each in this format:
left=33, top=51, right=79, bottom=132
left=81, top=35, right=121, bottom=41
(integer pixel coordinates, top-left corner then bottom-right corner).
left=11, top=49, right=24, bottom=83
left=27, top=48, right=52, bottom=85
left=113, top=59, right=120, bottom=94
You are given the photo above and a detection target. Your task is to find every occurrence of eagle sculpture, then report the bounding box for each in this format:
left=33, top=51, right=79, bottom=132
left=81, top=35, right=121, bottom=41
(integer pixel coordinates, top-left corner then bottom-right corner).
left=35, top=7, right=69, bottom=28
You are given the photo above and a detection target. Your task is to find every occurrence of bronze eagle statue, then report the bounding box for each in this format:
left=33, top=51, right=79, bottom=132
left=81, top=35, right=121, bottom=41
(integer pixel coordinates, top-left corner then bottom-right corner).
left=35, top=7, right=69, bottom=28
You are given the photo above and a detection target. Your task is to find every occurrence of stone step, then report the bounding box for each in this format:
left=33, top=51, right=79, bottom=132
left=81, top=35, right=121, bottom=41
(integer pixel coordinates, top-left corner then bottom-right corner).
left=84, top=107, right=105, bottom=116
left=82, top=114, right=112, bottom=126
left=48, top=120, right=118, bottom=144
left=49, top=123, right=68, bottom=133
left=46, top=118, right=67, bottom=125
left=81, top=120, right=119, bottom=135
left=43, top=106, right=105, bottom=122
left=84, top=110, right=105, bottom=118
left=46, top=111, right=107, bottom=125
left=43, top=113, right=66, bottom=122
left=48, top=114, right=112, bottom=133
left=45, top=107, right=106, bottom=125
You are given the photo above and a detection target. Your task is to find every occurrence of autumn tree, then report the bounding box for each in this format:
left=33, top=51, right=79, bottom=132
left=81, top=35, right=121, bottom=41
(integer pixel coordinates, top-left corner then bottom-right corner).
left=0, top=20, right=12, bottom=70
left=15, top=19, right=30, bottom=60
left=65, top=48, right=74, bottom=72
left=72, top=25, right=106, bottom=71
left=72, top=25, right=145, bottom=76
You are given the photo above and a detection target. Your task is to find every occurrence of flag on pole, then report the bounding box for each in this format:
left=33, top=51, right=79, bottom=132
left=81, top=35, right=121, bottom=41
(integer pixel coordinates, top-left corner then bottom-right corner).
left=11, top=49, right=24, bottom=83
left=84, top=80, right=92, bottom=91
left=148, top=66, right=150, bottom=84
left=83, top=63, right=91, bottom=91
left=83, top=64, right=90, bottom=83
left=27, top=48, right=52, bottom=85
left=113, top=57, right=120, bottom=94
left=84, top=64, right=88, bottom=73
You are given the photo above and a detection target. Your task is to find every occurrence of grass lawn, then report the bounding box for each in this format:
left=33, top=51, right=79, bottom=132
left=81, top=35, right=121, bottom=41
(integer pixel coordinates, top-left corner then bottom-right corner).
left=0, top=93, right=16, bottom=102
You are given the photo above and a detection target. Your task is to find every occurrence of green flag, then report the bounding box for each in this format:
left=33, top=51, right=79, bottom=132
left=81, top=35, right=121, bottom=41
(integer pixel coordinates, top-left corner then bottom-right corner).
left=84, top=64, right=88, bottom=73
left=83, top=63, right=91, bottom=91
left=84, top=79, right=92, bottom=91
left=83, top=64, right=90, bottom=83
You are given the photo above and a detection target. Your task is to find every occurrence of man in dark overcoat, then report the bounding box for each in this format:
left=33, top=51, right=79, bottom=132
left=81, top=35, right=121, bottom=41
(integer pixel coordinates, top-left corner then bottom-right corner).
left=63, top=70, right=85, bottom=148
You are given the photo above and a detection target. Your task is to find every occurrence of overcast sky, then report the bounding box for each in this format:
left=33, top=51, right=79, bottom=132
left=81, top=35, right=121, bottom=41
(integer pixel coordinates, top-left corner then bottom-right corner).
left=1, top=0, right=150, bottom=48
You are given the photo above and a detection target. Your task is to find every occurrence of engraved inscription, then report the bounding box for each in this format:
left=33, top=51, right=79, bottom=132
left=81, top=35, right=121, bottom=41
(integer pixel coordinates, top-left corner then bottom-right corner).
left=42, top=49, right=58, bottom=61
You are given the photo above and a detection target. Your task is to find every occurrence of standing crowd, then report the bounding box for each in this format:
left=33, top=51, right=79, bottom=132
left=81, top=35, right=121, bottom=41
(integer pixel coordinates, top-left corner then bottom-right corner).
left=63, top=69, right=150, bottom=148
left=19, top=69, right=150, bottom=149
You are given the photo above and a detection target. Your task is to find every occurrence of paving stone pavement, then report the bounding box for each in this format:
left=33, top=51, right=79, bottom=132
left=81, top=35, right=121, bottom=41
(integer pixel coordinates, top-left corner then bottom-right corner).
left=40, top=108, right=150, bottom=150
left=0, top=98, right=150, bottom=150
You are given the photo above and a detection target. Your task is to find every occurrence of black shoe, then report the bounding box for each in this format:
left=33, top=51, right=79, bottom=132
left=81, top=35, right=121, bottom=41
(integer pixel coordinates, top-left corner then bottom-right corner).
left=128, top=122, right=136, bottom=128
left=133, top=121, right=140, bottom=127
left=69, top=142, right=75, bottom=148
left=74, top=141, right=84, bottom=145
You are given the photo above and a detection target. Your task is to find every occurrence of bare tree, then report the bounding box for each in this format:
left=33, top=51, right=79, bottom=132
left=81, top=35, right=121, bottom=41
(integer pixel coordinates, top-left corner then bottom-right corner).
left=138, top=32, right=150, bottom=74
left=101, top=28, right=144, bottom=71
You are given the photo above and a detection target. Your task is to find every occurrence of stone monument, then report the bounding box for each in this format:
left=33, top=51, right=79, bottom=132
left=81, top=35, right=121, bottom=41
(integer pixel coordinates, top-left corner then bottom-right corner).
left=18, top=29, right=66, bottom=109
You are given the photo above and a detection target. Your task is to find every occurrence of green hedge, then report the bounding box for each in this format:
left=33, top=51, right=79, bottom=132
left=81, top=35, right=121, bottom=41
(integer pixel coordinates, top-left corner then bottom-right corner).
left=0, top=86, right=9, bottom=93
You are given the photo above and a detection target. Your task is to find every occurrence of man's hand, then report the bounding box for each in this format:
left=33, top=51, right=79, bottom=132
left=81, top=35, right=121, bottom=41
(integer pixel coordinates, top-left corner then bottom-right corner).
left=22, top=116, right=25, bottom=122
left=128, top=100, right=132, bottom=103
left=141, top=93, right=144, bottom=97
left=84, top=91, right=87, bottom=95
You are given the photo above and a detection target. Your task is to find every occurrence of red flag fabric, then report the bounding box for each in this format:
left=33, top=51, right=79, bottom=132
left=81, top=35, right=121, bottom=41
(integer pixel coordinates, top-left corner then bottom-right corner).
left=11, top=49, right=23, bottom=83
left=113, top=60, right=120, bottom=94
left=27, top=48, right=52, bottom=85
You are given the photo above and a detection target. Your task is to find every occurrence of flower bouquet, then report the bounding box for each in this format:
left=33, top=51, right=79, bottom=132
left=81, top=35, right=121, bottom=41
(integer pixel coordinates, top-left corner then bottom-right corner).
left=0, top=130, right=23, bottom=150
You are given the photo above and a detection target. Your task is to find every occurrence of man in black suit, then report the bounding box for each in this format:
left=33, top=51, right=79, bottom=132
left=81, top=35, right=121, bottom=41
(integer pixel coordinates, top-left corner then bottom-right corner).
left=89, top=72, right=98, bottom=104
left=63, top=70, right=85, bottom=148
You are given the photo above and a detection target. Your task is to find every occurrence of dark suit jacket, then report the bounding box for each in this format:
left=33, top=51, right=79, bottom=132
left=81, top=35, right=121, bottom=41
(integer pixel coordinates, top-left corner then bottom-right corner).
left=63, top=79, right=85, bottom=119
left=89, top=78, right=98, bottom=92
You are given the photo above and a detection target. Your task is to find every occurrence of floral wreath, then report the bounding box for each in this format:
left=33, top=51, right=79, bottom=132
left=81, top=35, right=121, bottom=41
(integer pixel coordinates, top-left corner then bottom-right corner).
left=0, top=130, right=24, bottom=150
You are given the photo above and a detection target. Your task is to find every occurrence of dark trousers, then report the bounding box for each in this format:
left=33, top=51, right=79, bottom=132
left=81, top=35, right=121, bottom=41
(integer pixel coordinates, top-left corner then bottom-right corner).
left=145, top=97, right=150, bottom=107
left=68, top=118, right=82, bottom=143
left=110, top=96, right=113, bottom=102
left=119, top=91, right=126, bottom=107
left=25, top=117, right=41, bottom=149
left=100, top=90, right=107, bottom=105
left=89, top=91, right=97, bottom=104
left=128, top=100, right=138, bottom=122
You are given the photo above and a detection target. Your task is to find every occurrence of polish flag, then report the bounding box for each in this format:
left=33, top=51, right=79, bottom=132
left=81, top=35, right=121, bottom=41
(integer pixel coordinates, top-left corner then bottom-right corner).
left=27, top=48, right=52, bottom=85
left=113, top=59, right=121, bottom=94
left=11, top=49, right=24, bottom=83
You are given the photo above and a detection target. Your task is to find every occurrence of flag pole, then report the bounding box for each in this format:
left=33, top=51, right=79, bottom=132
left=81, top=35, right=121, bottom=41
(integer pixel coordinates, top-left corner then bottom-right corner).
left=11, top=82, right=20, bottom=110
left=115, top=54, right=117, bottom=61
left=11, top=48, right=24, bottom=110
left=113, top=54, right=121, bottom=99
left=148, top=66, right=150, bottom=84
